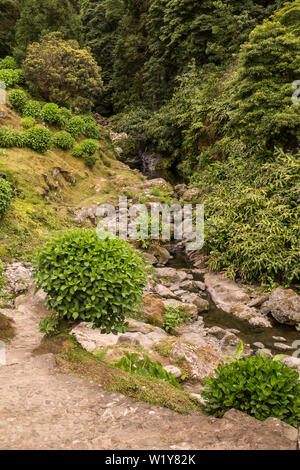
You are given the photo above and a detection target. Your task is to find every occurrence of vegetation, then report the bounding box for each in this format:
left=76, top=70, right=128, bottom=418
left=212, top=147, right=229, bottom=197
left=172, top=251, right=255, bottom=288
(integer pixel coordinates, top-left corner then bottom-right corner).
left=24, top=126, right=52, bottom=153
left=163, top=305, right=190, bottom=333
left=0, top=179, right=12, bottom=217
left=202, top=354, right=300, bottom=428
left=34, top=229, right=147, bottom=333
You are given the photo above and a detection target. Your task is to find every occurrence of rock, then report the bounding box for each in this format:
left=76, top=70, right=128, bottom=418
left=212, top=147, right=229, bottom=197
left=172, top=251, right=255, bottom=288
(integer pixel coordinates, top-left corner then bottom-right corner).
left=0, top=312, right=15, bottom=341
left=74, top=206, right=97, bottom=225
left=255, top=348, right=273, bottom=358
left=0, top=109, right=7, bottom=119
left=205, top=273, right=250, bottom=311
left=4, top=262, right=33, bottom=294
left=148, top=243, right=171, bottom=266
left=272, top=336, right=287, bottom=342
left=253, top=342, right=265, bottom=350
left=280, top=356, right=300, bottom=370
left=154, top=284, right=175, bottom=298
left=170, top=341, right=221, bottom=381
left=161, top=299, right=198, bottom=320
left=208, top=326, right=228, bottom=340
left=193, top=281, right=206, bottom=291
left=163, top=365, right=182, bottom=378
left=248, top=294, right=269, bottom=308
left=273, top=343, right=295, bottom=352
left=155, top=267, right=188, bottom=284
left=117, top=335, right=140, bottom=345
left=142, top=295, right=166, bottom=327
left=266, top=288, right=300, bottom=326
left=174, top=184, right=187, bottom=196
left=139, top=178, right=173, bottom=193
left=142, top=252, right=157, bottom=265
left=176, top=319, right=220, bottom=350
left=71, top=320, right=167, bottom=353
left=180, top=293, right=209, bottom=312
left=182, top=188, right=200, bottom=201
left=230, top=304, right=272, bottom=328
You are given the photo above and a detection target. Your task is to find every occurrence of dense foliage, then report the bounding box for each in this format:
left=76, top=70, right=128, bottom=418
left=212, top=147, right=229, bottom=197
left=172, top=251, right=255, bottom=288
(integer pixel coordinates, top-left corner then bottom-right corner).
left=0, top=179, right=13, bottom=217
left=202, top=355, right=300, bottom=428
left=34, top=229, right=147, bottom=333
left=23, top=32, right=103, bottom=111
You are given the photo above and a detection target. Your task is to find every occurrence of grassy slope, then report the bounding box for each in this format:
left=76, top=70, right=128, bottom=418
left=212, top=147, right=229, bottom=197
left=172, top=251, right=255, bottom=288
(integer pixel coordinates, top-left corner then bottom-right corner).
left=0, top=102, right=144, bottom=260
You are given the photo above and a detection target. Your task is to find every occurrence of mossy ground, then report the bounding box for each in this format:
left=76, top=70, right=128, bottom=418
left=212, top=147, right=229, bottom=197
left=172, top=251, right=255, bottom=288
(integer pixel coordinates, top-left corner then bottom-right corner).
left=0, top=104, right=144, bottom=261
left=33, top=333, right=203, bottom=415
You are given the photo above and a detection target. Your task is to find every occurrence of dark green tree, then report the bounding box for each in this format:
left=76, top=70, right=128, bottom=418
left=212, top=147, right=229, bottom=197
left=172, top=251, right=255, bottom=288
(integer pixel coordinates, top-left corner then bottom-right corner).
left=14, top=0, right=82, bottom=62
left=0, top=0, right=20, bottom=57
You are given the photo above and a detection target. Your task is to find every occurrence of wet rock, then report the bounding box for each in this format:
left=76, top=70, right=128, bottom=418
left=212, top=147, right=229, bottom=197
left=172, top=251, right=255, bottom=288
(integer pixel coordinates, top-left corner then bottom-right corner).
left=253, top=342, right=265, bottom=350
left=273, top=342, right=295, bottom=352
left=163, top=365, right=182, bottom=378
left=231, top=304, right=272, bottom=328
left=255, top=348, right=273, bottom=358
left=266, top=288, right=300, bottom=326
left=272, top=336, right=287, bottom=342
left=193, top=281, right=206, bottom=291
left=155, top=267, right=188, bottom=284
left=205, top=273, right=250, bottom=311
left=248, top=294, right=269, bottom=308
left=180, top=292, right=209, bottom=312
left=142, top=295, right=166, bottom=327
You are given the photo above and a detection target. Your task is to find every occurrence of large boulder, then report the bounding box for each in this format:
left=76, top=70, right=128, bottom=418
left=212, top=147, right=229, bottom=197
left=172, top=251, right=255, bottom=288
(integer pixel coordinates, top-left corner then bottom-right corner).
left=155, top=267, right=188, bottom=284
left=266, top=288, right=300, bottom=326
left=142, top=295, right=166, bottom=327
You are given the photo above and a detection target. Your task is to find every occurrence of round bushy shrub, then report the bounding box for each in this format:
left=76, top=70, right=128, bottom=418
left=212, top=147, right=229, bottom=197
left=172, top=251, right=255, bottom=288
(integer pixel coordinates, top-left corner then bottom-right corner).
left=0, top=179, right=13, bottom=216
left=202, top=355, right=300, bottom=428
left=84, top=121, right=100, bottom=139
left=0, top=127, right=25, bottom=148
left=20, top=117, right=36, bottom=129
left=34, top=229, right=147, bottom=333
left=0, top=56, right=18, bottom=70
left=22, top=100, right=41, bottom=119
left=0, top=69, right=24, bottom=87
left=53, top=131, right=75, bottom=150
left=72, top=145, right=84, bottom=159
left=82, top=153, right=98, bottom=168
left=41, top=103, right=62, bottom=126
left=8, top=89, right=27, bottom=111
left=59, top=107, right=72, bottom=126
left=66, top=116, right=85, bottom=139
left=80, top=139, right=99, bottom=155
left=24, top=126, right=52, bottom=153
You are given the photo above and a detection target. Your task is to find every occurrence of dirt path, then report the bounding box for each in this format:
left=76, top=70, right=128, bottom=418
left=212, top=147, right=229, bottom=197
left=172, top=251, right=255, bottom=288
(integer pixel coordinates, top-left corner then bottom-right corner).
left=0, top=290, right=298, bottom=450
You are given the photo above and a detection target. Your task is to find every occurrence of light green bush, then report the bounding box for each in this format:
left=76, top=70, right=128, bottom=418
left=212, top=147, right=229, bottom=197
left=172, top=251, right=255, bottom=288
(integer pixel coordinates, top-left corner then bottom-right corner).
left=24, top=126, right=52, bottom=153
left=8, top=89, right=27, bottom=111
left=20, top=117, right=36, bottom=129
left=0, top=127, right=25, bottom=148
left=53, top=131, right=75, bottom=150
left=22, top=100, right=41, bottom=119
left=0, top=179, right=13, bottom=216
left=66, top=116, right=86, bottom=139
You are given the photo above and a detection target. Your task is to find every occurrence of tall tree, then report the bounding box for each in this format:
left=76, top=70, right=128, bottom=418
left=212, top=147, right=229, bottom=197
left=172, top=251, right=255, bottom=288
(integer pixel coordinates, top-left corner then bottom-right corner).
left=14, top=0, right=82, bottom=62
left=0, top=0, right=20, bottom=58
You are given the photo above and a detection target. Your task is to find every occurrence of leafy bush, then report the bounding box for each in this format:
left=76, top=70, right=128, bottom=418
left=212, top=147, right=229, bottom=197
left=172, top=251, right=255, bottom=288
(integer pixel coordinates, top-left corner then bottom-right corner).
left=0, top=178, right=12, bottom=216
left=0, top=69, right=24, bottom=87
left=20, top=117, right=36, bottom=129
left=41, top=103, right=63, bottom=126
left=115, top=352, right=180, bottom=388
left=34, top=229, right=147, bottom=333
left=84, top=121, right=100, bottom=139
left=163, top=306, right=190, bottom=333
left=22, top=100, right=41, bottom=119
left=0, top=127, right=25, bottom=148
left=0, top=56, right=18, bottom=70
left=202, top=354, right=300, bottom=428
left=59, top=107, right=72, bottom=125
left=80, top=139, right=99, bottom=155
left=66, top=116, right=86, bottom=139
left=82, top=153, right=98, bottom=169
left=24, top=126, right=52, bottom=153
left=53, top=131, right=75, bottom=150
left=8, top=89, right=27, bottom=111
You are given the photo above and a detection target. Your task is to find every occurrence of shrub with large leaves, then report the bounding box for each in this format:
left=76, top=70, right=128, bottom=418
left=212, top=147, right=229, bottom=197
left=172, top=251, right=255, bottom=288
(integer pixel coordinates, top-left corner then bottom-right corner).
left=202, top=354, right=300, bottom=428
left=0, top=178, right=12, bottom=216
left=34, top=229, right=147, bottom=333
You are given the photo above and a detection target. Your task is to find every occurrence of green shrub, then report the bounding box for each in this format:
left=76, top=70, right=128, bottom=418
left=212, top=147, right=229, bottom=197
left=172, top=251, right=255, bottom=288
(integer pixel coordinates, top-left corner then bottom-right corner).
left=0, top=179, right=13, bottom=216
left=82, top=153, right=98, bottom=168
left=84, top=121, right=100, bottom=139
left=20, top=117, right=36, bottom=129
left=202, top=354, right=300, bottom=428
left=0, top=56, right=18, bottom=70
left=72, top=145, right=84, bottom=159
left=53, top=131, right=75, bottom=150
left=22, top=100, right=41, bottom=119
left=66, top=116, right=86, bottom=139
left=80, top=139, right=99, bottom=155
left=24, top=126, right=52, bottom=153
left=115, top=352, right=180, bottom=388
left=0, top=127, right=25, bottom=148
left=163, top=305, right=190, bottom=333
left=59, top=107, right=72, bottom=125
left=41, top=103, right=65, bottom=126
left=8, top=89, right=27, bottom=111
left=0, top=69, right=24, bottom=87
left=34, top=229, right=147, bottom=333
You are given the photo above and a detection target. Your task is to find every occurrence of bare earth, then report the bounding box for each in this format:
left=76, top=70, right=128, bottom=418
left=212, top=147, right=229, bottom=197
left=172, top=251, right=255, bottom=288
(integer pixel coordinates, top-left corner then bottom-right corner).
left=0, top=290, right=298, bottom=450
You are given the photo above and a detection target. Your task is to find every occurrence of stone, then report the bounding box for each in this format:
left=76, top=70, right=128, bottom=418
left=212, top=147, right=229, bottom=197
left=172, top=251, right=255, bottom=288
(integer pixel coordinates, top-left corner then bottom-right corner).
left=205, top=273, right=250, bottom=312
left=193, top=281, right=206, bottom=291
left=117, top=335, right=140, bottom=345
left=180, top=292, right=209, bottom=312
left=253, top=342, right=265, bottom=350
left=154, top=284, right=175, bottom=298
left=139, top=178, right=173, bottom=193
left=174, top=184, right=187, bottom=196
left=248, top=294, right=269, bottom=308
left=170, top=341, right=220, bottom=381
left=266, top=288, right=300, bottom=326
left=155, top=267, right=188, bottom=284
left=182, top=188, right=200, bottom=201
left=4, top=262, right=33, bottom=294
left=272, top=336, right=287, bottom=342
left=273, top=343, right=295, bottom=352
left=208, top=326, right=228, bottom=340
left=163, top=365, right=182, bottom=378
left=161, top=299, right=198, bottom=320
left=231, top=304, right=272, bottom=328
left=148, top=243, right=171, bottom=266
left=255, top=348, right=273, bottom=358
left=280, top=356, right=300, bottom=370
left=142, top=295, right=166, bottom=327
